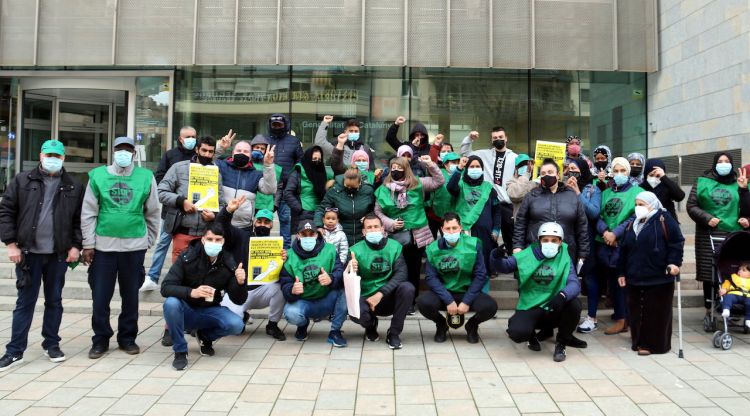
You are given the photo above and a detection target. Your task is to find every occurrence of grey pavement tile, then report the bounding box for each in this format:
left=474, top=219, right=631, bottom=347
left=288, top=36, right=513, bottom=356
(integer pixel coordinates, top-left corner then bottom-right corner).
left=228, top=402, right=273, bottom=416
left=191, top=391, right=240, bottom=413
left=354, top=394, right=395, bottom=415
left=395, top=385, right=434, bottom=405
left=395, top=404, right=437, bottom=416
left=270, top=399, right=315, bottom=416
left=430, top=381, right=473, bottom=400
left=60, top=397, right=117, bottom=416
left=314, top=389, right=355, bottom=410
left=544, top=383, right=589, bottom=402
left=639, top=403, right=690, bottom=416
left=33, top=387, right=90, bottom=408
left=237, top=383, right=282, bottom=403
left=18, top=407, right=65, bottom=415
left=592, top=396, right=646, bottom=416
left=143, top=403, right=192, bottom=416
left=86, top=379, right=139, bottom=398
left=288, top=366, right=326, bottom=383
left=556, top=401, right=604, bottom=416
left=6, top=381, right=62, bottom=401
left=356, top=377, right=394, bottom=396
left=503, top=376, right=545, bottom=394
left=470, top=387, right=515, bottom=408
left=435, top=399, right=478, bottom=416
left=174, top=369, right=219, bottom=387
left=477, top=408, right=520, bottom=416
left=206, top=374, right=251, bottom=393
left=394, top=369, right=431, bottom=386
left=711, top=397, right=750, bottom=416
left=157, top=385, right=206, bottom=405
left=0, top=399, right=34, bottom=416
left=279, top=382, right=320, bottom=401
left=511, top=392, right=559, bottom=413
left=320, top=373, right=358, bottom=391
left=683, top=408, right=731, bottom=416
left=127, top=377, right=175, bottom=396
left=106, top=394, right=159, bottom=415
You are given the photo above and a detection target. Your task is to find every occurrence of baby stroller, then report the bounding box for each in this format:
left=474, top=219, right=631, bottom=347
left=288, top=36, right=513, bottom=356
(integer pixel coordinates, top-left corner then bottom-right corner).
left=704, top=231, right=750, bottom=350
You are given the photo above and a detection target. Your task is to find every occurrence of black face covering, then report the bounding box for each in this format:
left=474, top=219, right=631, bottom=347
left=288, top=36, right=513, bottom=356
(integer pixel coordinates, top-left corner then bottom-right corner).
left=232, top=153, right=250, bottom=167
left=198, top=155, right=213, bottom=165
left=311, top=160, right=323, bottom=167
left=541, top=175, right=557, bottom=188
left=630, top=167, right=642, bottom=177
left=594, top=161, right=608, bottom=170
left=254, top=226, right=271, bottom=237
left=391, top=170, right=405, bottom=181
left=492, top=140, right=506, bottom=150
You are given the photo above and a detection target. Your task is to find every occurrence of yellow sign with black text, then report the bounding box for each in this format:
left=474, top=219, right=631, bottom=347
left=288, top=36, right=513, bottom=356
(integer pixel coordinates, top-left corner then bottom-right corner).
left=187, top=163, right=220, bottom=212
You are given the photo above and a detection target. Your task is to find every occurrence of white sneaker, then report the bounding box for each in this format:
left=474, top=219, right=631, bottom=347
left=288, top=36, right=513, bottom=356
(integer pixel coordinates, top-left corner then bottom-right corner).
left=722, top=309, right=731, bottom=318
left=745, top=320, right=750, bottom=329
left=577, top=317, right=598, bottom=334
left=139, top=279, right=160, bottom=292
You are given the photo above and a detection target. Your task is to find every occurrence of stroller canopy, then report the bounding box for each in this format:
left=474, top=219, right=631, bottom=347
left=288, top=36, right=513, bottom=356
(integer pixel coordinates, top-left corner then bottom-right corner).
left=715, top=231, right=750, bottom=279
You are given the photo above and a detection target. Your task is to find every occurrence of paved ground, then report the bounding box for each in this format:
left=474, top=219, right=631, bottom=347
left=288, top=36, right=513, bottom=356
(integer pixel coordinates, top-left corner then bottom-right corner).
left=1, top=307, right=749, bottom=416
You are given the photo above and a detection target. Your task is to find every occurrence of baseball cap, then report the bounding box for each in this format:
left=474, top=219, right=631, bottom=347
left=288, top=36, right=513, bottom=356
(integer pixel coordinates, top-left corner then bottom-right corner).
left=255, top=209, right=274, bottom=221
left=113, top=136, right=135, bottom=148
left=441, top=152, right=460, bottom=163
left=40, top=139, right=65, bottom=156
left=515, top=154, right=531, bottom=167
left=297, top=221, right=316, bottom=233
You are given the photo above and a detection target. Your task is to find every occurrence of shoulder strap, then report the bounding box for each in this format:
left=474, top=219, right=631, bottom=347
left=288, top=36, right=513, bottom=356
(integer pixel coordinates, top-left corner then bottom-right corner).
left=659, top=214, right=669, bottom=240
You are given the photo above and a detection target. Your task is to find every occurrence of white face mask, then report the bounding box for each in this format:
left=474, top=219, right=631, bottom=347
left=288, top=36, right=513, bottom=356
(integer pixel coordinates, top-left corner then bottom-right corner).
left=635, top=205, right=650, bottom=219
left=646, top=176, right=661, bottom=188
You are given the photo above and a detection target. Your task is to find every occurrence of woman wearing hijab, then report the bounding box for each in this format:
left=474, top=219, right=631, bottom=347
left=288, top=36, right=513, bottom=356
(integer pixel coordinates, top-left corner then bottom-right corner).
left=591, top=145, right=613, bottom=191
left=283, top=146, right=332, bottom=229
left=617, top=191, right=684, bottom=355
left=331, top=147, right=379, bottom=185
left=396, top=144, right=426, bottom=178
left=375, top=155, right=445, bottom=310
left=640, top=158, right=685, bottom=222
left=447, top=155, right=502, bottom=271
left=564, top=135, right=591, bottom=168
left=687, top=152, right=750, bottom=318
left=627, top=152, right=646, bottom=186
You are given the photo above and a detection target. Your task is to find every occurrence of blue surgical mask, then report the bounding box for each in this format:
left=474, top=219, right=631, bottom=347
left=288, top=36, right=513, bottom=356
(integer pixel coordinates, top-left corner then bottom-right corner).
left=251, top=150, right=264, bottom=161
left=183, top=137, right=196, bottom=150
left=447, top=164, right=458, bottom=174
left=439, top=152, right=448, bottom=161
left=365, top=231, right=383, bottom=244
left=541, top=242, right=559, bottom=259
left=114, top=150, right=133, bottom=168
left=203, top=241, right=223, bottom=257
left=41, top=157, right=63, bottom=173
left=300, top=237, right=317, bottom=252
left=354, top=161, right=368, bottom=172
left=467, top=167, right=483, bottom=180
left=716, top=162, right=732, bottom=176
left=613, top=173, right=628, bottom=186
left=444, top=231, right=461, bottom=245
left=517, top=166, right=528, bottom=177
left=348, top=132, right=360, bottom=141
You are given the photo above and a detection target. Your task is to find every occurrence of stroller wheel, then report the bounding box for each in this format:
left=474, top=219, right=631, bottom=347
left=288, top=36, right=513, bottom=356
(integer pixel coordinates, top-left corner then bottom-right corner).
left=712, top=331, right=722, bottom=348
left=720, top=334, right=733, bottom=350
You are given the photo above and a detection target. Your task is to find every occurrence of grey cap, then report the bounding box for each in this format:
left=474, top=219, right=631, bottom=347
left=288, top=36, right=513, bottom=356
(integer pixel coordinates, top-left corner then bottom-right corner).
left=113, top=136, right=135, bottom=148
left=250, top=134, right=270, bottom=146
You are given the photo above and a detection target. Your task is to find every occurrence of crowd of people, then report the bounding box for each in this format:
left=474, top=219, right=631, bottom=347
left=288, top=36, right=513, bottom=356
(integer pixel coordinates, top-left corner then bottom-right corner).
left=0, top=113, right=749, bottom=372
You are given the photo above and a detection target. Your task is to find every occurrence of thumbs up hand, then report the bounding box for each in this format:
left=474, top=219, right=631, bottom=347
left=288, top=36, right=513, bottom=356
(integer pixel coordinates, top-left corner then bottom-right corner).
left=349, top=252, right=358, bottom=274
left=292, top=276, right=304, bottom=295
left=318, top=268, right=332, bottom=286
left=235, top=262, right=246, bottom=284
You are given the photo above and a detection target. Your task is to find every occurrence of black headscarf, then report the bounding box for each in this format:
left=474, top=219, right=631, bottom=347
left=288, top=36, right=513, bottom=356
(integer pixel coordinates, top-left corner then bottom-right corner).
left=462, top=156, right=485, bottom=186
left=571, top=158, right=593, bottom=188
left=709, top=152, right=736, bottom=184
left=301, top=146, right=327, bottom=199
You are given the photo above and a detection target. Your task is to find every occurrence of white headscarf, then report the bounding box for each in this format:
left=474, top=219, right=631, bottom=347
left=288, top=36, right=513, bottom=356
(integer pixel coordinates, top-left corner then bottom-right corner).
left=633, top=191, right=664, bottom=236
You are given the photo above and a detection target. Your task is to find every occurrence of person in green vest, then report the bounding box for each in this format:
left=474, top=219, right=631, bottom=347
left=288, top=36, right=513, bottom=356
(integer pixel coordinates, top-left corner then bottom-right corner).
left=80, top=136, right=161, bottom=359
left=593, top=157, right=644, bottom=336
left=448, top=155, right=502, bottom=272
left=348, top=213, right=413, bottom=350
left=416, top=213, right=498, bottom=344
left=332, top=144, right=382, bottom=187
left=425, top=152, right=460, bottom=238
left=280, top=221, right=347, bottom=347
left=687, top=152, right=750, bottom=318
left=283, top=146, right=333, bottom=230
left=490, top=222, right=587, bottom=362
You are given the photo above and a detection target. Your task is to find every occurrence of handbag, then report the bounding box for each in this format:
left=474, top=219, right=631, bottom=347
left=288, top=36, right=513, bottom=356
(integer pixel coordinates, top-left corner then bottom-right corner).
left=163, top=209, right=185, bottom=235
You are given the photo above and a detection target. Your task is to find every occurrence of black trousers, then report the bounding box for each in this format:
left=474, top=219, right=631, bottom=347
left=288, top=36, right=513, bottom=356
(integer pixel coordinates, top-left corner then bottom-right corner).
left=499, top=202, right=514, bottom=255
left=416, top=291, right=498, bottom=328
left=402, top=243, right=425, bottom=303
left=350, top=282, right=415, bottom=335
left=507, top=298, right=582, bottom=344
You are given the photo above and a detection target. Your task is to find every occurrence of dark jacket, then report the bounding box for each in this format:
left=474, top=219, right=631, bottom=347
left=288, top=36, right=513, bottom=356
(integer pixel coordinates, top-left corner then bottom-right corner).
left=357, top=238, right=409, bottom=297
left=446, top=170, right=502, bottom=233
left=0, top=167, right=84, bottom=256
left=266, top=113, right=304, bottom=185
left=513, top=183, right=590, bottom=261
left=385, top=122, right=431, bottom=158
left=160, top=239, right=247, bottom=308
left=489, top=245, right=581, bottom=300
left=424, top=238, right=488, bottom=306
left=314, top=176, right=376, bottom=247
left=279, top=237, right=345, bottom=302
left=617, top=211, right=684, bottom=286
left=282, top=169, right=316, bottom=225
left=640, top=175, right=685, bottom=222
left=155, top=143, right=194, bottom=183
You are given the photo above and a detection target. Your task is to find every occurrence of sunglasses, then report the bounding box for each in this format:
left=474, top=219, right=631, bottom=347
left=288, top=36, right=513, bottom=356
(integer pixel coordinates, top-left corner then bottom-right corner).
left=325, top=207, right=339, bottom=213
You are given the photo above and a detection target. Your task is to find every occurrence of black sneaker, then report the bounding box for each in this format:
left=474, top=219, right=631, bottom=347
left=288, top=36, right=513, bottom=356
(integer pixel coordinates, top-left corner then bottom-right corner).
left=565, top=335, right=588, bottom=349
left=0, top=353, right=24, bottom=372
left=407, top=305, right=417, bottom=316
left=197, top=331, right=214, bottom=356
left=434, top=324, right=448, bottom=343
left=172, top=352, right=188, bottom=371
left=527, top=336, right=541, bottom=352
left=44, top=346, right=66, bottom=363
left=465, top=318, right=479, bottom=344
left=295, top=325, right=308, bottom=341
left=386, top=330, right=402, bottom=350
left=119, top=343, right=140, bottom=355
left=161, top=328, right=173, bottom=347
left=365, top=318, right=380, bottom=342
left=243, top=312, right=251, bottom=324
left=88, top=344, right=108, bottom=359
left=553, top=342, right=567, bottom=362
left=266, top=322, right=286, bottom=341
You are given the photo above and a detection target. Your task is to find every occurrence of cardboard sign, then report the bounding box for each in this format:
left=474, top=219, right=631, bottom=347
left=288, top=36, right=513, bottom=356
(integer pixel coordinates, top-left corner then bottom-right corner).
left=248, top=237, right=284, bottom=285
left=187, top=163, right=220, bottom=212
left=532, top=141, right=567, bottom=179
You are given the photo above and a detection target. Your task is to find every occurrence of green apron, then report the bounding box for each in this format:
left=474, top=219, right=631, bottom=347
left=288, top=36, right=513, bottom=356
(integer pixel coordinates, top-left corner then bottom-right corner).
left=596, top=185, right=643, bottom=242
left=455, top=180, right=492, bottom=229
left=298, top=164, right=333, bottom=212
left=349, top=239, right=403, bottom=297
left=88, top=166, right=152, bottom=238
left=429, top=169, right=456, bottom=218
left=283, top=243, right=337, bottom=300
left=696, top=177, right=741, bottom=232
left=374, top=181, right=427, bottom=230
left=513, top=242, right=570, bottom=310
left=425, top=234, right=478, bottom=294
left=255, top=164, right=281, bottom=212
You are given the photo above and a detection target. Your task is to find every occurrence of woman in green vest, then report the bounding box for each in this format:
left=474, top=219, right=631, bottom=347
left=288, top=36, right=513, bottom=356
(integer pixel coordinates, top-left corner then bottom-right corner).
left=490, top=222, right=587, bottom=362
left=687, top=152, right=750, bottom=320
left=425, top=152, right=460, bottom=237
left=374, top=155, right=446, bottom=310
left=448, top=155, right=501, bottom=272
left=283, top=146, right=332, bottom=229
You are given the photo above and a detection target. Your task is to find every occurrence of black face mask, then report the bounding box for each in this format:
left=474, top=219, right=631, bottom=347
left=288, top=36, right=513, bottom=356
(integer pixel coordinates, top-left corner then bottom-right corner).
left=541, top=175, right=558, bottom=188
left=391, top=170, right=405, bottom=181
left=311, top=160, right=323, bottom=167
left=492, top=140, right=506, bottom=150
left=232, top=153, right=250, bottom=167
left=197, top=155, right=213, bottom=165
left=630, top=167, right=642, bottom=177
left=254, top=226, right=271, bottom=237
left=594, top=161, right=608, bottom=170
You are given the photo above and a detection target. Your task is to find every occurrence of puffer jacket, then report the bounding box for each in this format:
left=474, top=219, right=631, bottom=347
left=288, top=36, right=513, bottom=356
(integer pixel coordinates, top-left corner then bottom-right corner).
left=385, top=122, right=431, bottom=158
left=314, top=176, right=376, bottom=247
left=155, top=143, right=194, bottom=183
left=513, top=182, right=590, bottom=261
left=266, top=113, right=304, bottom=185
left=217, top=157, right=276, bottom=228
left=322, top=223, right=349, bottom=264
left=157, top=159, right=225, bottom=236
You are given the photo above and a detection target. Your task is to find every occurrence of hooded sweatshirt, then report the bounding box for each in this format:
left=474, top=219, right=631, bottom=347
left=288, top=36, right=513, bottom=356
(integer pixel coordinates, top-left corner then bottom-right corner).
left=266, top=113, right=304, bottom=185
left=385, top=121, right=431, bottom=159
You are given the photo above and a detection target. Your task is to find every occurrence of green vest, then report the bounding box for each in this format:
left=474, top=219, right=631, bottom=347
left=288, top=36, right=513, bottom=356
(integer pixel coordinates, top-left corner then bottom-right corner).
left=455, top=180, right=492, bottom=229
left=425, top=234, right=478, bottom=294
left=362, top=170, right=375, bottom=185
left=374, top=181, right=427, bottom=230
left=255, top=164, right=281, bottom=212
left=429, top=169, right=456, bottom=218
left=514, top=243, right=570, bottom=311
left=298, top=164, right=333, bottom=212
left=283, top=242, right=337, bottom=300
left=597, top=185, right=643, bottom=242
left=350, top=239, right=403, bottom=297
left=88, top=166, right=152, bottom=238
left=696, top=177, right=741, bottom=232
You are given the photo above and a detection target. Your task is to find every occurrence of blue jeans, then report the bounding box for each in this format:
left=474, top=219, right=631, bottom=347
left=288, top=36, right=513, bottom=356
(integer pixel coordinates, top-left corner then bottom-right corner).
left=88, top=250, right=146, bottom=347
left=147, top=229, right=172, bottom=282
left=278, top=201, right=292, bottom=249
left=284, top=289, right=347, bottom=331
left=162, top=298, right=245, bottom=353
left=722, top=294, right=750, bottom=319
left=6, top=253, right=67, bottom=356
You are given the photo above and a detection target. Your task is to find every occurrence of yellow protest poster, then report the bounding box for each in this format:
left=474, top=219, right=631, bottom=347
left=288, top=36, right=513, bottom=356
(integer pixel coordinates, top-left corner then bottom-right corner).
left=532, top=141, right=567, bottom=179
left=248, top=237, right=284, bottom=285
left=187, top=163, right=220, bottom=212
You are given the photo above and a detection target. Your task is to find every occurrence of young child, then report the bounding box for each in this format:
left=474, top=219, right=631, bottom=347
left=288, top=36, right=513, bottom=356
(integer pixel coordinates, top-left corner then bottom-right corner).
left=321, top=208, right=349, bottom=264
left=719, top=261, right=750, bottom=328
